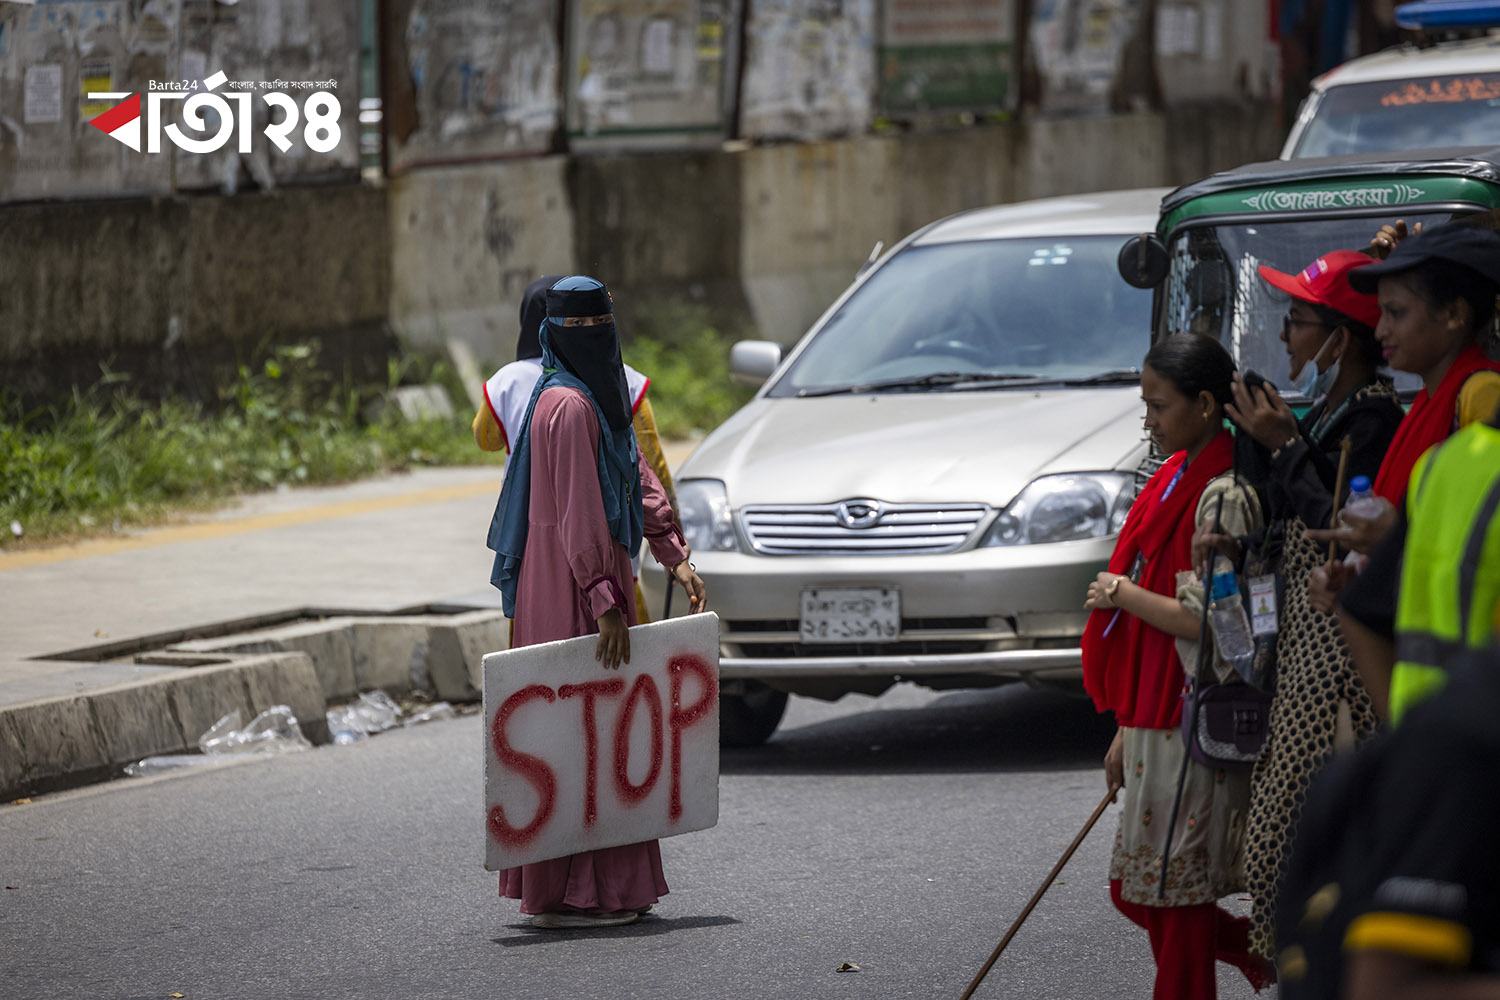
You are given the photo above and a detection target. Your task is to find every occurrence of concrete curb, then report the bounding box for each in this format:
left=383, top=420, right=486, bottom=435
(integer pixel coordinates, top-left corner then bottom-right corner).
left=0, top=652, right=324, bottom=801
left=1, top=608, right=509, bottom=801
left=169, top=609, right=506, bottom=702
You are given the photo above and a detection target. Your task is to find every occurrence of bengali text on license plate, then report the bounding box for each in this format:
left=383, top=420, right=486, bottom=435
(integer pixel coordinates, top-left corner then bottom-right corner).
left=800, top=587, right=900, bottom=644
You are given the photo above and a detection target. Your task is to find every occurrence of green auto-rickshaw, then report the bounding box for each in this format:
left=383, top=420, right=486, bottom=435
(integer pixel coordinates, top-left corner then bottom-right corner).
left=1122, top=146, right=1500, bottom=398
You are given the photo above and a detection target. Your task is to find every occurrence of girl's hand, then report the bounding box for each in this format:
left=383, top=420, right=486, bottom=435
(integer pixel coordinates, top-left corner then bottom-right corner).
left=1085, top=571, right=1123, bottom=611
left=1308, top=560, right=1356, bottom=615
left=595, top=608, right=630, bottom=669
left=1192, top=519, right=1242, bottom=572
left=671, top=560, right=707, bottom=613
left=1225, top=372, right=1299, bottom=450
left=1104, top=729, right=1125, bottom=799
left=1304, top=498, right=1396, bottom=556
left=1370, top=219, right=1420, bottom=259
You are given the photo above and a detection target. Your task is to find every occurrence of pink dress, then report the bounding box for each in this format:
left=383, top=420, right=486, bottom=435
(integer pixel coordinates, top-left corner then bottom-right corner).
left=500, top=386, right=689, bottom=915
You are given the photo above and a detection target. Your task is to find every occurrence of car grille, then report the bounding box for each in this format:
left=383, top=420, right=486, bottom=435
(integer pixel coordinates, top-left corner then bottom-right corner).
left=1134, top=440, right=1165, bottom=494
left=739, top=501, right=991, bottom=555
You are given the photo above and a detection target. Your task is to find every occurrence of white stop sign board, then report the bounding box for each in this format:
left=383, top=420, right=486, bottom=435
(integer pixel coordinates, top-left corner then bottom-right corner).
left=482, top=612, right=721, bottom=871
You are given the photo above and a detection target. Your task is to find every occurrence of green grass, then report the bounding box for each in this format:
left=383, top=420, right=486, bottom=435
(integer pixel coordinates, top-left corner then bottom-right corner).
left=1, top=320, right=755, bottom=549
left=620, top=301, right=756, bottom=439
left=0, top=343, right=497, bottom=547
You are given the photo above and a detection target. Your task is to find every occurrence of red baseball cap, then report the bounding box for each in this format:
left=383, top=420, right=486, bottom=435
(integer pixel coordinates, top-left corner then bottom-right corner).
left=1257, top=250, right=1381, bottom=328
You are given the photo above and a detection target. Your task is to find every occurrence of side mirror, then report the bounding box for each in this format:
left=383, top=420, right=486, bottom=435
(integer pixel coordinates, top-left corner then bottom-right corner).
left=1117, top=234, right=1169, bottom=289
left=729, top=340, right=783, bottom=388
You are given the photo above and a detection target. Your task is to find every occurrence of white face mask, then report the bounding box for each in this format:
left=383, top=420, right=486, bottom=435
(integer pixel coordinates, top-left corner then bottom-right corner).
left=1290, top=329, right=1342, bottom=400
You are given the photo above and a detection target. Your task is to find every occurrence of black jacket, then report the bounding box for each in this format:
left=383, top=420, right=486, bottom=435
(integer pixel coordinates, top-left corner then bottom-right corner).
left=1241, top=381, right=1404, bottom=535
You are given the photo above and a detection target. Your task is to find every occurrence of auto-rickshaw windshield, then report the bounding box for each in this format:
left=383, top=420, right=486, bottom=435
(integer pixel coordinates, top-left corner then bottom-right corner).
left=1163, top=212, right=1456, bottom=397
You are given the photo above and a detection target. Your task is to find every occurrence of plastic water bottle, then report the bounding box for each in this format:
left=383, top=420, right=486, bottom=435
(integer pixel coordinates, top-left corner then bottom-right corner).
left=1208, top=555, right=1255, bottom=669
left=1344, top=475, right=1382, bottom=520
left=1342, top=476, right=1381, bottom=571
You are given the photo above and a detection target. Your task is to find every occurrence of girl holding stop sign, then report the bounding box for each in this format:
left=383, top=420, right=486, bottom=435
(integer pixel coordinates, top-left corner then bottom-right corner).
left=486, top=275, right=707, bottom=930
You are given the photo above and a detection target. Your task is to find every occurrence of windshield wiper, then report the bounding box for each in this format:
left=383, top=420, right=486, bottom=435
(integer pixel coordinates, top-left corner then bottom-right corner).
left=1061, top=368, right=1142, bottom=386
left=797, top=372, right=1041, bottom=397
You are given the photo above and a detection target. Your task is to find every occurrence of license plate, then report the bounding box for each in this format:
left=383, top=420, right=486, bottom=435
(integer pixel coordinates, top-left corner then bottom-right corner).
left=800, top=587, right=901, bottom=644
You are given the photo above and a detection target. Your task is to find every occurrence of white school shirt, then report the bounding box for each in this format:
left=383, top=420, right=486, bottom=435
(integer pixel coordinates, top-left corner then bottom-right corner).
left=483, top=359, right=651, bottom=574
left=484, top=360, right=649, bottom=456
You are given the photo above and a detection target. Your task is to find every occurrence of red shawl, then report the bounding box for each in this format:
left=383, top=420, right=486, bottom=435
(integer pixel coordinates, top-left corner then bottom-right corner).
left=1374, top=344, right=1500, bottom=503
left=1081, top=431, right=1233, bottom=730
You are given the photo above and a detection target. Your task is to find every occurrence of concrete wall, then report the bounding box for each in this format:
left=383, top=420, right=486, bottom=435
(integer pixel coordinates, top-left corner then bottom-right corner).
left=570, top=149, right=749, bottom=330
left=388, top=157, right=574, bottom=367
left=391, top=102, right=1282, bottom=362
left=0, top=102, right=1280, bottom=397
left=0, top=184, right=390, bottom=400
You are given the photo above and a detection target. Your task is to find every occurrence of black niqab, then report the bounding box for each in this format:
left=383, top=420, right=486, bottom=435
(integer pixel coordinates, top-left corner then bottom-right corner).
left=545, top=278, right=633, bottom=432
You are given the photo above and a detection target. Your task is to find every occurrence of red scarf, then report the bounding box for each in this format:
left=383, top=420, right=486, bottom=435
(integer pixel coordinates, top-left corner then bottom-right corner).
left=1081, top=431, right=1233, bottom=730
left=1374, top=344, right=1500, bottom=503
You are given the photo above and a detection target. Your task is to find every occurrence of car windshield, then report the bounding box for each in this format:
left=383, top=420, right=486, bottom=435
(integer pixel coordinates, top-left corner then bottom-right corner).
left=1163, top=212, right=1458, bottom=396
left=768, top=236, right=1152, bottom=397
left=1292, top=73, right=1500, bottom=158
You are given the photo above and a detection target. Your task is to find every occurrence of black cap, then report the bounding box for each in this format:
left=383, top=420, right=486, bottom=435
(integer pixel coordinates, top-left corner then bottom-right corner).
left=1348, top=223, right=1500, bottom=294
left=546, top=277, right=613, bottom=319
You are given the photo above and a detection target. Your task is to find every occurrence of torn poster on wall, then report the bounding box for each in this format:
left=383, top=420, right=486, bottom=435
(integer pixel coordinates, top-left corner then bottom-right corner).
left=1151, top=0, right=1273, bottom=106
left=23, top=62, right=62, bottom=122
left=79, top=58, right=113, bottom=119
left=391, top=0, right=561, bottom=170
left=0, top=0, right=359, bottom=203
left=1029, top=0, right=1142, bottom=115
left=0, top=0, right=172, bottom=202
left=739, top=0, right=875, bottom=140
left=879, top=0, right=1015, bottom=116
left=169, top=0, right=361, bottom=193
left=565, top=0, right=735, bottom=151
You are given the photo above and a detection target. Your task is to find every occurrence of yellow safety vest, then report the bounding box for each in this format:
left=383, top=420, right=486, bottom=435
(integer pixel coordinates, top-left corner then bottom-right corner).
left=1391, top=421, right=1500, bottom=724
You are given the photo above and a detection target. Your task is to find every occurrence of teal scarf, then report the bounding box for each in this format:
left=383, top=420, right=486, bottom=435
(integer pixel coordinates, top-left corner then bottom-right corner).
left=486, top=322, right=644, bottom=618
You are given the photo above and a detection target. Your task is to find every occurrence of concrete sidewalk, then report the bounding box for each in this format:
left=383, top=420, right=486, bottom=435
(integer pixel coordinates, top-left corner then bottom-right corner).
left=0, top=443, right=696, bottom=799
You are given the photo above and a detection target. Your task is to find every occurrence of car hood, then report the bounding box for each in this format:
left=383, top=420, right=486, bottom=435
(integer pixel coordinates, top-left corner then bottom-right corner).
left=679, top=388, right=1147, bottom=508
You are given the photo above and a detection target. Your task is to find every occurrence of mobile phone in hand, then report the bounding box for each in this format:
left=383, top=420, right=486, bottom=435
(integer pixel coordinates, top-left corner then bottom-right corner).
left=1241, top=369, right=1270, bottom=392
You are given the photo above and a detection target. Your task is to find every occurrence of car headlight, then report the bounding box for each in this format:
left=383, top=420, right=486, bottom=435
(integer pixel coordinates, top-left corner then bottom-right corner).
left=984, top=473, right=1136, bottom=546
left=677, top=479, right=739, bottom=552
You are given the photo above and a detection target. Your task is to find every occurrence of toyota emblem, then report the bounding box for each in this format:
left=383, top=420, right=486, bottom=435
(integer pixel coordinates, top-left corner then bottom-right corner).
left=836, top=500, right=882, bottom=529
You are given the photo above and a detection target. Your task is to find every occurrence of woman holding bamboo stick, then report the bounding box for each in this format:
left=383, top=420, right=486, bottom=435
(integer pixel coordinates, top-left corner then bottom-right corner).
left=1082, top=333, right=1269, bottom=999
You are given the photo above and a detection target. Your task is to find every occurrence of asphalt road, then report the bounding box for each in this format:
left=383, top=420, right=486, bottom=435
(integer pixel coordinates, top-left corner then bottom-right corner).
left=0, top=684, right=1264, bottom=1000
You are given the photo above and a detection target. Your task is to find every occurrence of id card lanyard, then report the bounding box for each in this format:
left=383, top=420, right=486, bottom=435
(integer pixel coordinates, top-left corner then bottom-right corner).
left=1101, top=465, right=1185, bottom=637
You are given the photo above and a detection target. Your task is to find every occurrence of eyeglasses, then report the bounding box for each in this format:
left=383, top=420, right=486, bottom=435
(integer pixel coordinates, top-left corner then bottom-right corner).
left=1281, top=315, right=1331, bottom=334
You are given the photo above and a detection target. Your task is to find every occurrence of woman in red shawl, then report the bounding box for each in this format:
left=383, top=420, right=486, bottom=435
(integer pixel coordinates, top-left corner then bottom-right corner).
left=1082, top=334, right=1271, bottom=999
left=1303, top=223, right=1500, bottom=720
left=1308, top=222, right=1500, bottom=570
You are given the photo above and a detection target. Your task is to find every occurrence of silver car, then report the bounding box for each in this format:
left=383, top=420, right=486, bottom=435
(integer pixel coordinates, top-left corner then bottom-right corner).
left=646, top=188, right=1167, bottom=745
